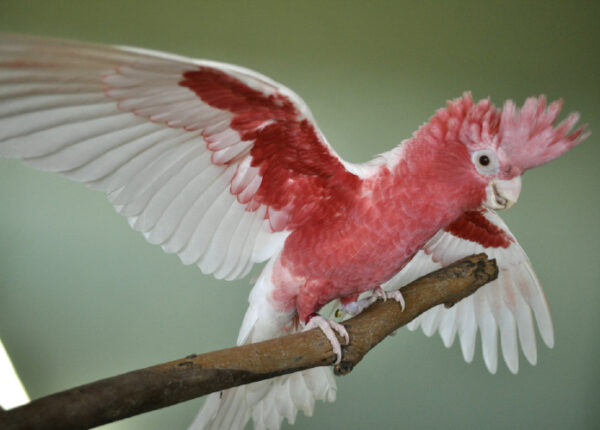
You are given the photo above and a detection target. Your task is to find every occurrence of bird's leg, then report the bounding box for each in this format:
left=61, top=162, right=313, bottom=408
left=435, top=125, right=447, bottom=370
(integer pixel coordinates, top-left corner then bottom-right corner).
left=313, top=287, right=406, bottom=363
left=304, top=313, right=349, bottom=364
left=337, top=287, right=406, bottom=317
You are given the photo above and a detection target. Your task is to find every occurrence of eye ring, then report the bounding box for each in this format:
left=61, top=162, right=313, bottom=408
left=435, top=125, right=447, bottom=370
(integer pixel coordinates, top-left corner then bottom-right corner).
left=471, top=149, right=499, bottom=176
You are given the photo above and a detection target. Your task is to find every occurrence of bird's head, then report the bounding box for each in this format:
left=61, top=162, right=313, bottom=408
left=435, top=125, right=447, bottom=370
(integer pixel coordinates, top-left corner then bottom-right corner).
left=428, top=92, right=589, bottom=211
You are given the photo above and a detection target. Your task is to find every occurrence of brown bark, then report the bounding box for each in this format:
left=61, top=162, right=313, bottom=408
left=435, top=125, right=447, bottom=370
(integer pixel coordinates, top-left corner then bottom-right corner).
left=0, top=253, right=497, bottom=430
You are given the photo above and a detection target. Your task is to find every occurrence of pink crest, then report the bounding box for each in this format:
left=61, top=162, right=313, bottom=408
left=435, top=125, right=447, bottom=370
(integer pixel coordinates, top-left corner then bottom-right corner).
left=498, top=96, right=589, bottom=173
left=435, top=93, right=589, bottom=176
left=431, top=92, right=501, bottom=150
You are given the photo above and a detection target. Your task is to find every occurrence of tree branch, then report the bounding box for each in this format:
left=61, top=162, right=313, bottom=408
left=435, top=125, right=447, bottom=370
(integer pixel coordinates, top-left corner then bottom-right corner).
left=0, top=254, right=497, bottom=430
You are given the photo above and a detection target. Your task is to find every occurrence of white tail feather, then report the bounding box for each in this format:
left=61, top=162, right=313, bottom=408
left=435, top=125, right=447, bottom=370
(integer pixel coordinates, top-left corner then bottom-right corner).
left=190, top=257, right=336, bottom=430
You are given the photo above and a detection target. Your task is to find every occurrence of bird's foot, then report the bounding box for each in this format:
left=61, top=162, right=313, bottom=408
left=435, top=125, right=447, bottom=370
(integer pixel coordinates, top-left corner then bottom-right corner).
left=337, top=287, right=406, bottom=317
left=304, top=314, right=349, bottom=364
left=373, top=287, right=406, bottom=311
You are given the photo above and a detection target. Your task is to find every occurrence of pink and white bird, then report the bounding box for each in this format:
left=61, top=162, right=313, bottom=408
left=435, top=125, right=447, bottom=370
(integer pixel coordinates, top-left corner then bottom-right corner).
left=0, top=35, right=589, bottom=430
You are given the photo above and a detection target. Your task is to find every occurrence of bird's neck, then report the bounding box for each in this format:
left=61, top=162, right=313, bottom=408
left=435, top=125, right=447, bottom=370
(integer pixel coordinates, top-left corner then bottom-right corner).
left=364, top=130, right=486, bottom=244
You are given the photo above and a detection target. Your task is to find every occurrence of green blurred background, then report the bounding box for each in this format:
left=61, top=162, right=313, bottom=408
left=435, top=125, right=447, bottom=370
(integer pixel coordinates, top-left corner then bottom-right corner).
left=0, top=1, right=598, bottom=429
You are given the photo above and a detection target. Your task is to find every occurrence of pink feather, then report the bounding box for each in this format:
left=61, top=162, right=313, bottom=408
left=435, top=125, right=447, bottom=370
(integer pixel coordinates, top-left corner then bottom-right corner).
left=498, top=96, right=589, bottom=173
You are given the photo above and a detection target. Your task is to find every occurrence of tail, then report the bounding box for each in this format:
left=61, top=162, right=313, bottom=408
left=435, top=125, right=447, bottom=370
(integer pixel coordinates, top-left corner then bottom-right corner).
left=189, top=258, right=337, bottom=430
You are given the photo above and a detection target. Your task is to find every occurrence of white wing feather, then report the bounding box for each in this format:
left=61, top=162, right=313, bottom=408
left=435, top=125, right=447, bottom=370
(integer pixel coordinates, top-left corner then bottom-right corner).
left=384, top=209, right=554, bottom=374
left=0, top=34, right=304, bottom=279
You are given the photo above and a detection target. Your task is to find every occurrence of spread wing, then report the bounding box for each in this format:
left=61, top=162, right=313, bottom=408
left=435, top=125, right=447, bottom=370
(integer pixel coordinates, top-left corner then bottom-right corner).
left=0, top=34, right=360, bottom=280
left=384, top=208, right=554, bottom=374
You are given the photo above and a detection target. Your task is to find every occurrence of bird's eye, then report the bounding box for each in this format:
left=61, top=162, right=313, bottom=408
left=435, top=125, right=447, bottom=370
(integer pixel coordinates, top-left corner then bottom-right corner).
left=471, top=149, right=499, bottom=176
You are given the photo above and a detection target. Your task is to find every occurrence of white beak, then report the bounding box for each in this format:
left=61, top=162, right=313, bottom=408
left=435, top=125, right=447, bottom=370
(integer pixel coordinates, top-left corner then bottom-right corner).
left=484, top=176, right=522, bottom=210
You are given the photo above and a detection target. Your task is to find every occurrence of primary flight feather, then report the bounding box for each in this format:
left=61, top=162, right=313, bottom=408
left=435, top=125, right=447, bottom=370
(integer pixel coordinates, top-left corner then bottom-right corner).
left=0, top=34, right=588, bottom=430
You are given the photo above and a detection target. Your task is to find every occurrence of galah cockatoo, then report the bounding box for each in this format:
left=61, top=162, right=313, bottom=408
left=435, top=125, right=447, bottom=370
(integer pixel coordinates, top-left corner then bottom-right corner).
left=0, top=34, right=588, bottom=430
